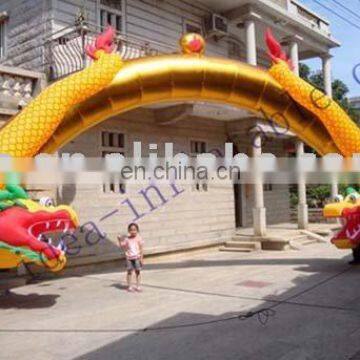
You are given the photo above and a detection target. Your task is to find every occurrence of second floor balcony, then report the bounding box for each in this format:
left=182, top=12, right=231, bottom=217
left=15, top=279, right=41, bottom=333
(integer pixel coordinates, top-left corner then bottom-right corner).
left=288, top=0, right=330, bottom=34
left=44, top=23, right=176, bottom=81
left=200, top=0, right=331, bottom=36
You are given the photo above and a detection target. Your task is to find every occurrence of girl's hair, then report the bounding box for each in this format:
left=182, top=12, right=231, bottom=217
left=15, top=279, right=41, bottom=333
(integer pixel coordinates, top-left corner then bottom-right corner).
left=128, top=223, right=139, bottom=232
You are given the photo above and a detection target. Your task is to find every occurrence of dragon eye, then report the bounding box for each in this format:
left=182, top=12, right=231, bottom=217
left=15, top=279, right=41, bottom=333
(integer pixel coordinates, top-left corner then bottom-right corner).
left=334, top=195, right=343, bottom=203
left=39, top=197, right=54, bottom=207
left=348, top=194, right=359, bottom=204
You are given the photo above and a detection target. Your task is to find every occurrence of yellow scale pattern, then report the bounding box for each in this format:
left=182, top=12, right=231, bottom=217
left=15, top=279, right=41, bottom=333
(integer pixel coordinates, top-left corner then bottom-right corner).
left=269, top=60, right=360, bottom=157
left=0, top=52, right=123, bottom=157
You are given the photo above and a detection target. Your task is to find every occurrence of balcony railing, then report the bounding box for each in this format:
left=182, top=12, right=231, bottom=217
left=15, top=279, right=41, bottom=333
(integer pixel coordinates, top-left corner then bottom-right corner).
left=0, top=65, right=44, bottom=116
left=289, top=0, right=330, bottom=34
left=44, top=23, right=176, bottom=80
left=269, top=0, right=288, bottom=9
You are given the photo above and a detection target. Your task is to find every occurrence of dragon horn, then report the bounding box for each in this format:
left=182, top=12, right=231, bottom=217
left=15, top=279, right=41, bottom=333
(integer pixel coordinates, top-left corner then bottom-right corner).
left=265, top=28, right=293, bottom=68
left=86, top=26, right=116, bottom=60
left=95, top=26, right=116, bottom=52
left=265, top=28, right=282, bottom=61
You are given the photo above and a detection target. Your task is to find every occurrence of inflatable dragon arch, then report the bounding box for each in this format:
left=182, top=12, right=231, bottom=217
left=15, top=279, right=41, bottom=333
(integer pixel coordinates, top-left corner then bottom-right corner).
left=0, top=27, right=359, bottom=272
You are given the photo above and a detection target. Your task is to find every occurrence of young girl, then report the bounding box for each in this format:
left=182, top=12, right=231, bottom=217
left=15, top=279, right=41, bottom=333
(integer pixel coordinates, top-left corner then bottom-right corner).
left=118, top=223, right=144, bottom=292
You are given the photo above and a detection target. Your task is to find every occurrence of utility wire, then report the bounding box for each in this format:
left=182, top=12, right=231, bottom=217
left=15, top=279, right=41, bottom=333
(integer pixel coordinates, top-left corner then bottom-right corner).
left=311, top=0, right=360, bottom=31
left=328, top=0, right=360, bottom=22
left=301, top=0, right=345, bottom=29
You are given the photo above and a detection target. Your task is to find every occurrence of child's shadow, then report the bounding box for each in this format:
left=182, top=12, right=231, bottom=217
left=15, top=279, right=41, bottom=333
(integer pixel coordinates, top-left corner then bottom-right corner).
left=110, top=283, right=128, bottom=291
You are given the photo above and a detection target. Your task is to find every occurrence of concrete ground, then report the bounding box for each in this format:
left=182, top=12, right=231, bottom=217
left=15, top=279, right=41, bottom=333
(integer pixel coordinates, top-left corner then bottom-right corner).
left=1, top=243, right=360, bottom=360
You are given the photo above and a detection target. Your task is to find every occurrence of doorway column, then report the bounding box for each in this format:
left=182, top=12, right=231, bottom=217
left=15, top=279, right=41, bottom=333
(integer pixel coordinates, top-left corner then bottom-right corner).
left=287, top=38, right=308, bottom=229
left=322, top=53, right=338, bottom=198
left=289, top=40, right=299, bottom=76
left=244, top=17, right=265, bottom=235
left=322, top=53, right=333, bottom=98
left=245, top=18, right=257, bottom=65
left=296, top=141, right=308, bottom=229
left=252, top=133, right=266, bottom=236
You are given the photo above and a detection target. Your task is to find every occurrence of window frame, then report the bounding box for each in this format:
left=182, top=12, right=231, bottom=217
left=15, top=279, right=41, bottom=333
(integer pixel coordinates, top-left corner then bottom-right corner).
left=189, top=139, right=209, bottom=192
left=263, top=184, right=273, bottom=192
left=101, top=130, right=125, bottom=149
left=189, top=139, right=207, bottom=156
left=100, top=130, right=127, bottom=194
left=183, top=19, right=203, bottom=35
left=98, top=0, right=126, bottom=33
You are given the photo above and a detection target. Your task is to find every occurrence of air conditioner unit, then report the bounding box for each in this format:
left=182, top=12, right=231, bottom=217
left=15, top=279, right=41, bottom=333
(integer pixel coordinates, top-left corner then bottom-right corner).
left=204, top=14, right=228, bottom=38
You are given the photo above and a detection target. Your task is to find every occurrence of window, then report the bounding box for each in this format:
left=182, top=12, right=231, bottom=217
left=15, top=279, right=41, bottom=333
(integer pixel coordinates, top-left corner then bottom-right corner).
left=101, top=131, right=126, bottom=193
left=190, top=140, right=206, bottom=155
left=184, top=20, right=203, bottom=35
left=190, top=140, right=208, bottom=192
left=100, top=0, right=125, bottom=32
left=102, top=131, right=124, bottom=148
left=192, top=182, right=208, bottom=192
left=264, top=184, right=273, bottom=192
left=0, top=21, right=6, bottom=59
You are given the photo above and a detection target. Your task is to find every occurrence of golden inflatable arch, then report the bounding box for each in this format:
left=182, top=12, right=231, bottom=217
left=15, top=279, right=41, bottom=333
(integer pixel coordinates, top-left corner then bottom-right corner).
left=2, top=30, right=358, bottom=158
left=40, top=53, right=340, bottom=155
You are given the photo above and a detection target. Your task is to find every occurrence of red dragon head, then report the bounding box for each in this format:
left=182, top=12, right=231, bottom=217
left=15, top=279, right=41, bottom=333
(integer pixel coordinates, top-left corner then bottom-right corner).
left=331, top=206, right=360, bottom=249
left=323, top=189, right=360, bottom=249
left=0, top=186, right=79, bottom=272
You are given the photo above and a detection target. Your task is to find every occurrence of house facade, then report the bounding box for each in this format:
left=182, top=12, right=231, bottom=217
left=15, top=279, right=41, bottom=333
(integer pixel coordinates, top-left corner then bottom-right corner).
left=0, top=0, right=340, bottom=266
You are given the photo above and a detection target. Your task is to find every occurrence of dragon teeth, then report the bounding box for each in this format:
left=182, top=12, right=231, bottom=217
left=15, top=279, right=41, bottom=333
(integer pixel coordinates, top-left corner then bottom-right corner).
left=57, top=240, right=67, bottom=252
left=37, top=234, right=52, bottom=244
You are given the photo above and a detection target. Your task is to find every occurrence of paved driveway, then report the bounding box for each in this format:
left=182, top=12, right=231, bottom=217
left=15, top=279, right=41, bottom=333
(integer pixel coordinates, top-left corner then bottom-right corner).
left=1, top=244, right=360, bottom=360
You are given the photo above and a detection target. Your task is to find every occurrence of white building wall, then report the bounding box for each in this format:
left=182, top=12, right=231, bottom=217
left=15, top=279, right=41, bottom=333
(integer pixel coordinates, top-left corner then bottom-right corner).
left=58, top=108, right=236, bottom=261
left=0, top=0, right=52, bottom=70
left=51, top=0, right=229, bottom=56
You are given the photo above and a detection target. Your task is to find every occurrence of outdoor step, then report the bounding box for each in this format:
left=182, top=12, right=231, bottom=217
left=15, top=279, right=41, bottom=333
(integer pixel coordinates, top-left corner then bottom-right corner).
left=219, top=246, right=254, bottom=253
left=224, top=241, right=261, bottom=250
left=231, top=235, right=262, bottom=242
left=300, top=230, right=328, bottom=244
left=296, top=241, right=317, bottom=246
left=289, top=241, right=317, bottom=251
left=261, top=237, right=291, bottom=251
left=233, top=235, right=267, bottom=242
left=290, top=236, right=317, bottom=246
left=290, top=238, right=318, bottom=248
left=219, top=240, right=261, bottom=253
left=313, top=229, right=332, bottom=236
left=301, top=239, right=319, bottom=246
left=290, top=234, right=309, bottom=241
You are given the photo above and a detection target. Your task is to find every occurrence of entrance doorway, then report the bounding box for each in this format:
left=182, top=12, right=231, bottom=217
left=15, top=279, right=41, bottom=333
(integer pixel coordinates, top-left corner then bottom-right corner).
left=234, top=183, right=245, bottom=228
